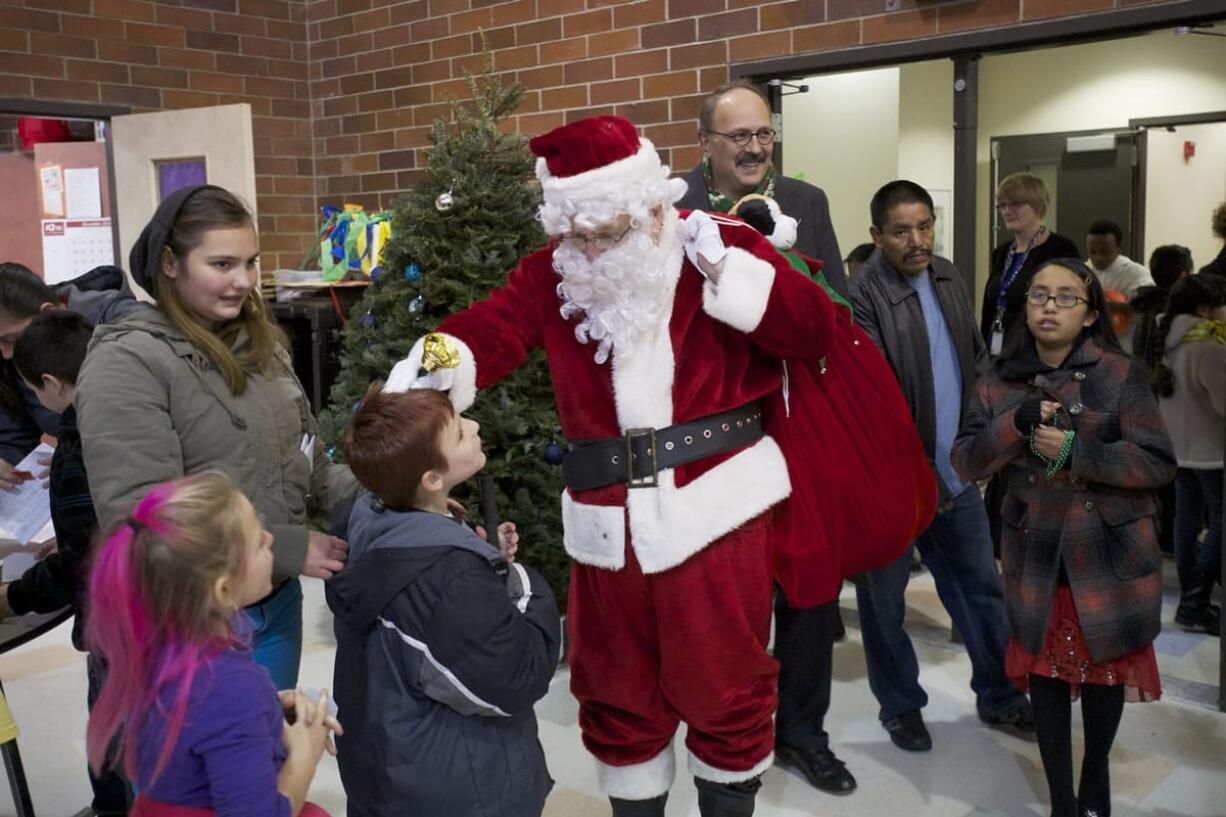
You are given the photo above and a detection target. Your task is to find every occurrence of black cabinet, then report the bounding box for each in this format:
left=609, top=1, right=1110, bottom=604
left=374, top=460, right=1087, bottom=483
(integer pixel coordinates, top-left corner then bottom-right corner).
left=267, top=296, right=352, bottom=416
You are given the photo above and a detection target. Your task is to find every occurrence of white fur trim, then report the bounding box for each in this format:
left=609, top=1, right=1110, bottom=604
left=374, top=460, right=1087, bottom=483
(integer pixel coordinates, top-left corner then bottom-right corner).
left=702, top=246, right=775, bottom=333
left=627, top=436, right=791, bottom=574
left=597, top=744, right=676, bottom=800
left=597, top=228, right=789, bottom=574
left=561, top=439, right=790, bottom=574
left=444, top=334, right=477, bottom=412
left=385, top=333, right=477, bottom=413
left=537, top=139, right=664, bottom=205
left=688, top=746, right=773, bottom=784
left=561, top=490, right=625, bottom=570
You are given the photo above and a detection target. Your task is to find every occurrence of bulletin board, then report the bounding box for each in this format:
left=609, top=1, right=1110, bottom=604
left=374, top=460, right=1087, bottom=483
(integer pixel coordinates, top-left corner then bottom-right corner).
left=33, top=141, right=116, bottom=284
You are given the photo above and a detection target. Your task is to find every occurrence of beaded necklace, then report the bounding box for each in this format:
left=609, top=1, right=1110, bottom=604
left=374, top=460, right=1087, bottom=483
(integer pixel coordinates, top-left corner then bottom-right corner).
left=1028, top=407, right=1076, bottom=478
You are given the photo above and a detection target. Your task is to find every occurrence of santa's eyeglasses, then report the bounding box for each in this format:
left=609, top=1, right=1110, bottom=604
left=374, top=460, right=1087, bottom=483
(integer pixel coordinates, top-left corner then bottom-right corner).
left=705, top=127, right=776, bottom=148
left=559, top=223, right=634, bottom=252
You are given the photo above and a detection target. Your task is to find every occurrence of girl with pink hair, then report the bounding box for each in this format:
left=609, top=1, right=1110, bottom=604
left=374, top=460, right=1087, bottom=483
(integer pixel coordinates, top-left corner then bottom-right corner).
left=86, top=472, right=340, bottom=817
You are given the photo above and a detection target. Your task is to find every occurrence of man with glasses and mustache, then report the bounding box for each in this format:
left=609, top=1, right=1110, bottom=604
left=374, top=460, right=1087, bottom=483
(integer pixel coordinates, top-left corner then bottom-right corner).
left=384, top=115, right=855, bottom=817
left=677, top=81, right=857, bottom=797
left=677, top=81, right=848, bottom=297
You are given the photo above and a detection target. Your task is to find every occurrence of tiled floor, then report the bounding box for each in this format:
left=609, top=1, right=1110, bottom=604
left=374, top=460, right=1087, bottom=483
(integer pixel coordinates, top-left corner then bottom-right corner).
left=1, top=566, right=1223, bottom=817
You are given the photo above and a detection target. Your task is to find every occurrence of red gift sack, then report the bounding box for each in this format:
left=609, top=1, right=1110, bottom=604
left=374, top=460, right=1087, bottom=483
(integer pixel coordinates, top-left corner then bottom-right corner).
left=766, top=300, right=937, bottom=608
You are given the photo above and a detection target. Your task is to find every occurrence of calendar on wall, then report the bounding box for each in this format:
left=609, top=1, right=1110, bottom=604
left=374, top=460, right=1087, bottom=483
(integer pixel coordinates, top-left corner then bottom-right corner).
left=41, top=218, right=116, bottom=285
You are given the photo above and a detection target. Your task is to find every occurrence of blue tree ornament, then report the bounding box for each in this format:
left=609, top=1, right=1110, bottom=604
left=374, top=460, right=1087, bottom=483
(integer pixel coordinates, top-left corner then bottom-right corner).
left=544, top=442, right=564, bottom=465
left=405, top=263, right=421, bottom=281
left=358, top=311, right=376, bottom=329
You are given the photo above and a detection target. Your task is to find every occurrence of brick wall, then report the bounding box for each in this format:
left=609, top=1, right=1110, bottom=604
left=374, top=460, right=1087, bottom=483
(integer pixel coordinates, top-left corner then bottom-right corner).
left=0, top=0, right=1184, bottom=267
left=0, top=0, right=314, bottom=270
left=306, top=0, right=1176, bottom=213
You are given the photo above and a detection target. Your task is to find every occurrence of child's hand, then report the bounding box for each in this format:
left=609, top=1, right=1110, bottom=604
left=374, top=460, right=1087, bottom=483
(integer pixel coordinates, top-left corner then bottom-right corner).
left=1039, top=401, right=1061, bottom=424
left=279, top=688, right=344, bottom=756
left=281, top=688, right=332, bottom=765
left=35, top=451, right=52, bottom=488
left=1032, top=425, right=1067, bottom=460
left=0, top=460, right=33, bottom=492
left=477, top=521, right=519, bottom=562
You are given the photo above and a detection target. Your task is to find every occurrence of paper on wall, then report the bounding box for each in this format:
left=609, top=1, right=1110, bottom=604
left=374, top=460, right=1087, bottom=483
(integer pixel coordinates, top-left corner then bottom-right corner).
left=65, top=167, right=102, bottom=219
left=0, top=443, right=53, bottom=545
left=40, top=164, right=64, bottom=217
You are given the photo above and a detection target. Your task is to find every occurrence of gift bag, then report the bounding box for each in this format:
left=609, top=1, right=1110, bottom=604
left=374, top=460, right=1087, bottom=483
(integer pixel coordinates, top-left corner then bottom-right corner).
left=767, top=294, right=937, bottom=608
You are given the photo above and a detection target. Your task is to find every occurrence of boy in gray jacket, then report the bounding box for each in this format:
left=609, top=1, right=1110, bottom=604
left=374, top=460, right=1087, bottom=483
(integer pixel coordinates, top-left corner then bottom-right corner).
left=326, top=383, right=561, bottom=817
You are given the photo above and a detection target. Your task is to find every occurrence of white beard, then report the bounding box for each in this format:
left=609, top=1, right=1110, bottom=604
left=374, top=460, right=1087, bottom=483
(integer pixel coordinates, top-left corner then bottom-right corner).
left=552, top=216, right=680, bottom=365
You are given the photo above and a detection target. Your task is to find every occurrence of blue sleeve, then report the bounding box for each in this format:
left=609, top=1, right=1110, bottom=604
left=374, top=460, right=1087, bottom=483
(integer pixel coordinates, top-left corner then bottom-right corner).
left=0, top=367, right=56, bottom=464
left=193, top=666, right=291, bottom=817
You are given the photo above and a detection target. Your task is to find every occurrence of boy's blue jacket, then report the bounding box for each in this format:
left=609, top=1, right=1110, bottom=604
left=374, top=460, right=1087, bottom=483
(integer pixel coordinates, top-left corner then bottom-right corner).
left=325, top=491, right=561, bottom=817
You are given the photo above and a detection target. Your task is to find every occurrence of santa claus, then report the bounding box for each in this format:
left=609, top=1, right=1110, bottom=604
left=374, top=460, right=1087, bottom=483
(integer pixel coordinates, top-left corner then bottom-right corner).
left=387, top=115, right=839, bottom=817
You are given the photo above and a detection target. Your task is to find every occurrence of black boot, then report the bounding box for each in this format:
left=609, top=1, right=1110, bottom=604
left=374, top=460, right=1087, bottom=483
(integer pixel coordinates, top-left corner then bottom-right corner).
left=694, top=775, right=761, bottom=817
left=1175, top=568, right=1220, bottom=635
left=609, top=793, right=668, bottom=817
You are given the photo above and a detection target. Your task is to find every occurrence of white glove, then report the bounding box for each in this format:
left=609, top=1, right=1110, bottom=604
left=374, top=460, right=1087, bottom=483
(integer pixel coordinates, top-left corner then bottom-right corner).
left=384, top=338, right=457, bottom=394
left=680, top=210, right=729, bottom=276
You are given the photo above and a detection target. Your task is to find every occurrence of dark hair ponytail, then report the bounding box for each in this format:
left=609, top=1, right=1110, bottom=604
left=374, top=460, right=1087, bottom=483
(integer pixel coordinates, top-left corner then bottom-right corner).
left=1149, top=274, right=1226, bottom=397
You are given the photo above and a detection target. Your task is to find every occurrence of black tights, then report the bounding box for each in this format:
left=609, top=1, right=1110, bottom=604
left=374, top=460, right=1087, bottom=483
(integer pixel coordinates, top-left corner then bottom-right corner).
left=1029, top=674, right=1125, bottom=817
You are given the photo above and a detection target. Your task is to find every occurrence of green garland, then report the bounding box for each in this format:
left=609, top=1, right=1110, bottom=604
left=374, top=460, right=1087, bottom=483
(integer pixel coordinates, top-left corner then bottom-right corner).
left=1030, top=425, right=1076, bottom=478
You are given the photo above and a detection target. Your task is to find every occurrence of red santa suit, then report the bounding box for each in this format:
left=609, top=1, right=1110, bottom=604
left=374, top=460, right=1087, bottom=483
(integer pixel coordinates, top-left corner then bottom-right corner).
left=391, top=119, right=838, bottom=800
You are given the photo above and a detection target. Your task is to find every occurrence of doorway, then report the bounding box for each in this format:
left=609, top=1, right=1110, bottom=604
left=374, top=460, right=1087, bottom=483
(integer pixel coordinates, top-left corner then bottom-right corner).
left=990, top=129, right=1138, bottom=260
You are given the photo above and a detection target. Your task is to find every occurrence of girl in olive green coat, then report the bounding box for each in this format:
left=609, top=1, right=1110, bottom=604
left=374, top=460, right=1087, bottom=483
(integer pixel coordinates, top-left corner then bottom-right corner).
left=76, top=186, right=357, bottom=689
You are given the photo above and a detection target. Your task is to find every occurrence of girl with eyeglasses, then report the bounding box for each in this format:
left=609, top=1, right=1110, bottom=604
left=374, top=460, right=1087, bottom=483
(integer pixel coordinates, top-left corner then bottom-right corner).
left=953, top=258, right=1175, bottom=817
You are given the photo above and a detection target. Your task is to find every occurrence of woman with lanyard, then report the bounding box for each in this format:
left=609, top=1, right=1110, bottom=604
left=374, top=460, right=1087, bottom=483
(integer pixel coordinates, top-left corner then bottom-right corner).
left=75, top=186, right=357, bottom=690
left=980, top=173, right=1080, bottom=356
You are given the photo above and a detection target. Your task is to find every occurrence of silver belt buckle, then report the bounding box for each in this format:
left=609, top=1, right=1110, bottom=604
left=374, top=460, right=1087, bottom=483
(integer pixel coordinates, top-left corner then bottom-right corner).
left=624, top=427, right=658, bottom=489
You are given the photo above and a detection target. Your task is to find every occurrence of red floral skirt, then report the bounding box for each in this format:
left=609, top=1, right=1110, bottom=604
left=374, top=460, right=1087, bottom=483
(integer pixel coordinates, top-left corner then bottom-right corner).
left=1005, top=586, right=1162, bottom=703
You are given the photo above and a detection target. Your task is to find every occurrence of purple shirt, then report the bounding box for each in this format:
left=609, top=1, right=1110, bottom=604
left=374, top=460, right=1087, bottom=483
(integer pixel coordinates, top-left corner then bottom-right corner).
left=138, top=648, right=290, bottom=817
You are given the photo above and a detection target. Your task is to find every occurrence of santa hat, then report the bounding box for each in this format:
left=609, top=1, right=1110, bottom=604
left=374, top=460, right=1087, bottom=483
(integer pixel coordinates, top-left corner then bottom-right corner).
left=529, top=116, right=681, bottom=213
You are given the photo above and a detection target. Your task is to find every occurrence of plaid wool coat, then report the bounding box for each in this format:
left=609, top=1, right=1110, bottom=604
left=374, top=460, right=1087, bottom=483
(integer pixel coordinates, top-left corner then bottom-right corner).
left=951, top=338, right=1176, bottom=662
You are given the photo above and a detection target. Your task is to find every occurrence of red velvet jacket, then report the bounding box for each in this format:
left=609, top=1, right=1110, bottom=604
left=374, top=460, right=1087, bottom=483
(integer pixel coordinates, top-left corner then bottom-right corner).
left=426, top=212, right=836, bottom=575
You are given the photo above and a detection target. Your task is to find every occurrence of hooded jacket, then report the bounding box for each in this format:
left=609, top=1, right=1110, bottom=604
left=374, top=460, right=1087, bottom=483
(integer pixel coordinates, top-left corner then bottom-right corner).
left=0, top=265, right=141, bottom=464
left=326, top=494, right=560, bottom=817
left=1157, top=313, right=1226, bottom=469
left=75, top=306, right=356, bottom=580
left=1129, top=284, right=1170, bottom=367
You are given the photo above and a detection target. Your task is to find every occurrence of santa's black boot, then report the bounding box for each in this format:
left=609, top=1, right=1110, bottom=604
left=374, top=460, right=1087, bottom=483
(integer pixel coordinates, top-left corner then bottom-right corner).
left=694, top=775, right=761, bottom=817
left=609, top=793, right=668, bottom=817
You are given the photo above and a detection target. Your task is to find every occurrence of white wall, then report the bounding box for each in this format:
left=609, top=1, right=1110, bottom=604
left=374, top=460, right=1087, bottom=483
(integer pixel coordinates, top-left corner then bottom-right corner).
left=790, top=25, right=1226, bottom=305
left=975, top=28, right=1226, bottom=300
left=1144, top=122, right=1226, bottom=270
left=783, top=66, right=900, bottom=257
left=898, top=60, right=955, bottom=257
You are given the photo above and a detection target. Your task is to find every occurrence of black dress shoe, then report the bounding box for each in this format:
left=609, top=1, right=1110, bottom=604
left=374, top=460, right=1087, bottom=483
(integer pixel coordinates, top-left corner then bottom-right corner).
left=774, top=743, right=857, bottom=794
left=883, top=710, right=932, bottom=752
left=980, top=699, right=1036, bottom=736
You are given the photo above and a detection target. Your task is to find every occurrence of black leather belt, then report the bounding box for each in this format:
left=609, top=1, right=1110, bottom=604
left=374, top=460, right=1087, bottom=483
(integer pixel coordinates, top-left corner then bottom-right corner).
left=562, top=402, right=764, bottom=492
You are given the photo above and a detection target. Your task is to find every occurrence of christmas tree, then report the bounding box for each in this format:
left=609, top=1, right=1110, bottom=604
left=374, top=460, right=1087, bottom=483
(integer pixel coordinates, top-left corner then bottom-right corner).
left=319, top=63, right=569, bottom=603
